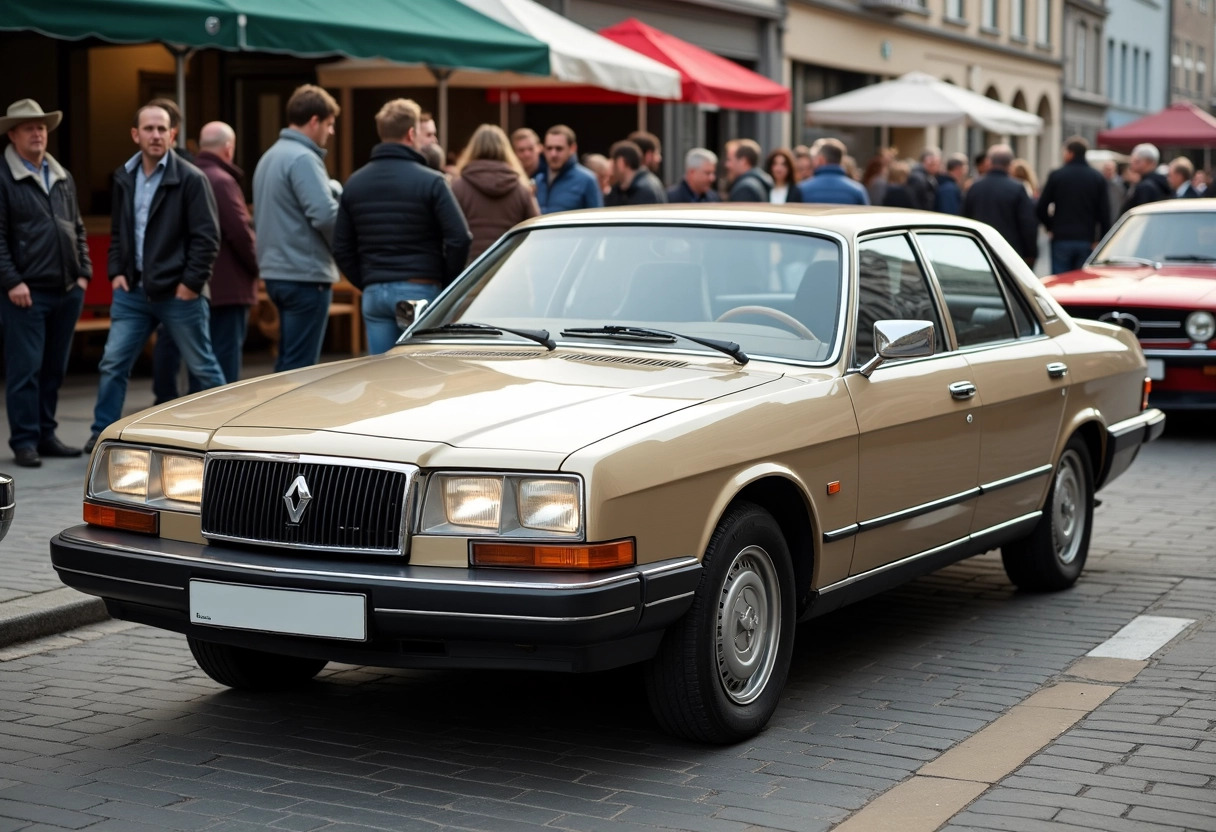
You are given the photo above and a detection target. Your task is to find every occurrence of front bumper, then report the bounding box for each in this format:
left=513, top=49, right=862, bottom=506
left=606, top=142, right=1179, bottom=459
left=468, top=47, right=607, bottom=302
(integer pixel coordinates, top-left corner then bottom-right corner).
left=1100, top=408, right=1166, bottom=490
left=50, top=525, right=700, bottom=672
left=1143, top=348, right=1216, bottom=409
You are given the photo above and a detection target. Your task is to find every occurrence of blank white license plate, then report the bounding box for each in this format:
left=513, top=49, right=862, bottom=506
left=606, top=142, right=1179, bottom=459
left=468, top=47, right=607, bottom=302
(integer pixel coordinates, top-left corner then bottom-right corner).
left=1146, top=359, right=1165, bottom=381
left=189, top=580, right=366, bottom=641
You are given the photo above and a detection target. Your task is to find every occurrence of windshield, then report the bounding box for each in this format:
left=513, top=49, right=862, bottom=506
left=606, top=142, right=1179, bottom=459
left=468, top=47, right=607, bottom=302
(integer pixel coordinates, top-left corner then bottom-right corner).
left=1093, top=211, right=1216, bottom=265
left=413, top=225, right=844, bottom=363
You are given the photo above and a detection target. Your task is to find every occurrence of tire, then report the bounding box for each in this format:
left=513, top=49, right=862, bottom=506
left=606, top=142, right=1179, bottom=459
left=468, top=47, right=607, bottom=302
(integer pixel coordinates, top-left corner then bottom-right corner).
left=645, top=501, right=795, bottom=743
left=188, top=637, right=328, bottom=690
left=1001, top=436, right=1095, bottom=592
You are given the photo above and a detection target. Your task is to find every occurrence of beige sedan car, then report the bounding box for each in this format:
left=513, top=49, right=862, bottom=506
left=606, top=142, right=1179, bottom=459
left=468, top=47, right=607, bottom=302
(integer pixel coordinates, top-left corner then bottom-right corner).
left=52, top=206, right=1163, bottom=743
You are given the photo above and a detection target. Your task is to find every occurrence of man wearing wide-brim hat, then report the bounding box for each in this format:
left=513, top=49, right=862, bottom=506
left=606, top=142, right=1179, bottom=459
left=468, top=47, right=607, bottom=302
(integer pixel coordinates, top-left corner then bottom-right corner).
left=0, top=99, right=92, bottom=468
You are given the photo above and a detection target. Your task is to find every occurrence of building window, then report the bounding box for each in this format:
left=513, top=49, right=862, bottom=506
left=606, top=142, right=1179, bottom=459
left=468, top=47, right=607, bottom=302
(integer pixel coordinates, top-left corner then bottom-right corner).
left=1144, top=51, right=1151, bottom=107
left=946, top=0, right=965, bottom=19
left=1173, top=38, right=1181, bottom=91
left=1107, top=38, right=1116, bottom=100
left=1123, top=42, right=1130, bottom=101
left=983, top=0, right=998, bottom=28
left=1011, top=0, right=1026, bottom=36
left=1186, top=42, right=1193, bottom=94
left=1036, top=0, right=1051, bottom=44
left=1132, top=47, right=1140, bottom=105
left=1199, top=47, right=1207, bottom=99
left=1076, top=23, right=1087, bottom=87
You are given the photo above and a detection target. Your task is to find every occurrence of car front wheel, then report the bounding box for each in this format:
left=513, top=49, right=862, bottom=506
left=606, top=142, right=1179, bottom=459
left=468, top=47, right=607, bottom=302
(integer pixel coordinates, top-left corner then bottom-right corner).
left=188, top=638, right=328, bottom=690
left=1001, top=436, right=1094, bottom=592
left=645, top=501, right=795, bottom=743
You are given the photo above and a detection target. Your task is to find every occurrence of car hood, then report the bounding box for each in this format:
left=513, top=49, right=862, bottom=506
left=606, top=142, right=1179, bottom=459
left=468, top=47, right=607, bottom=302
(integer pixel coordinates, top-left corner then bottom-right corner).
left=127, top=348, right=783, bottom=454
left=1044, top=265, right=1216, bottom=307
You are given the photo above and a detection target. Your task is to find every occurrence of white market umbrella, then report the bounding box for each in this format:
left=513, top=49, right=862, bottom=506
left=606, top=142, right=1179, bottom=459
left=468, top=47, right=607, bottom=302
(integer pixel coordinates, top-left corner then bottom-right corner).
left=806, top=71, right=1043, bottom=136
left=318, top=0, right=680, bottom=163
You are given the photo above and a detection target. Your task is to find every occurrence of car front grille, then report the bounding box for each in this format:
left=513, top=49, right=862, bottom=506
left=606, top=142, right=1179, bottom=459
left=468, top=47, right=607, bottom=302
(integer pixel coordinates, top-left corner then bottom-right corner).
left=1062, top=305, right=1186, bottom=340
left=201, top=455, right=415, bottom=555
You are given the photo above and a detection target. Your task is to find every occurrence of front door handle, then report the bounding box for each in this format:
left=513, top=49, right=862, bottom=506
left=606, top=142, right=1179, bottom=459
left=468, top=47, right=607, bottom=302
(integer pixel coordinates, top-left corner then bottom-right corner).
left=1047, top=362, right=1069, bottom=379
left=949, top=381, right=977, bottom=399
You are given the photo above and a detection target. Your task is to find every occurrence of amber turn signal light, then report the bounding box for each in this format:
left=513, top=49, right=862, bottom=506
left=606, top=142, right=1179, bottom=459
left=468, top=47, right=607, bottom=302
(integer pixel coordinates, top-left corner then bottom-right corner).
left=471, top=538, right=635, bottom=570
left=1141, top=377, right=1152, bottom=412
left=84, top=501, right=159, bottom=535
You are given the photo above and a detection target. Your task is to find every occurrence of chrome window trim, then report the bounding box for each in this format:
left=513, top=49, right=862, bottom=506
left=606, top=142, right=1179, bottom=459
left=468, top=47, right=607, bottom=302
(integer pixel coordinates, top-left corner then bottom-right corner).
left=821, top=463, right=1052, bottom=543
left=200, top=452, right=419, bottom=556
left=407, top=220, right=853, bottom=369
left=59, top=527, right=663, bottom=591
left=817, top=511, right=1043, bottom=595
left=371, top=606, right=637, bottom=623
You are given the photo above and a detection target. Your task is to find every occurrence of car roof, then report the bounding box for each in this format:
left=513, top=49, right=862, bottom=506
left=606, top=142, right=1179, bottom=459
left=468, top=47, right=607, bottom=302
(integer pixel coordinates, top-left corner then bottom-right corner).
left=516, top=204, right=997, bottom=237
left=1125, top=199, right=1216, bottom=216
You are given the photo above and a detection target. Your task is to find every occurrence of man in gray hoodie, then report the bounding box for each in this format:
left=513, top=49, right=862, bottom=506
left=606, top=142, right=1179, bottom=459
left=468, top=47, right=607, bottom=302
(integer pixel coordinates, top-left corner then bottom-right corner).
left=252, top=85, right=341, bottom=372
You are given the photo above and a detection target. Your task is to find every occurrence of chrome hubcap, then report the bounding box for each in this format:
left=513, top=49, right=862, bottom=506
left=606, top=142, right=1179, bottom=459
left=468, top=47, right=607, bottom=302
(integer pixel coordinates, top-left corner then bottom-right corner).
left=1052, top=450, right=1085, bottom=565
left=716, top=545, right=781, bottom=705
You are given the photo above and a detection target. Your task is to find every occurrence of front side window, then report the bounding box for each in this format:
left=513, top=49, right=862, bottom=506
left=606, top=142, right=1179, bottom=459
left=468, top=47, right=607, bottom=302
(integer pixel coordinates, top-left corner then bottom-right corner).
left=417, top=225, right=845, bottom=364
left=917, top=233, right=1017, bottom=347
left=854, top=235, right=945, bottom=365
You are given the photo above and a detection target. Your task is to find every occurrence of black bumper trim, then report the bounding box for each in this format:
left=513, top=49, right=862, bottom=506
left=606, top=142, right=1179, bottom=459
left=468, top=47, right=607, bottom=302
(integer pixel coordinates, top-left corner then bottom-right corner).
left=50, top=526, right=701, bottom=671
left=1100, top=408, right=1165, bottom=490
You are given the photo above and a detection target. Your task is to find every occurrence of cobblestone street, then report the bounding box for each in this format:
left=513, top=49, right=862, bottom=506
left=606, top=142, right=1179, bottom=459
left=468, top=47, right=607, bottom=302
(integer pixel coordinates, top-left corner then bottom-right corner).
left=0, top=404, right=1211, bottom=831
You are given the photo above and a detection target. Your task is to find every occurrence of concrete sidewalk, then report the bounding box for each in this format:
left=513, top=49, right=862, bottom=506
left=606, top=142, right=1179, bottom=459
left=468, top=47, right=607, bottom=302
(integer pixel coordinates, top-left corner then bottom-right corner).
left=0, top=353, right=304, bottom=646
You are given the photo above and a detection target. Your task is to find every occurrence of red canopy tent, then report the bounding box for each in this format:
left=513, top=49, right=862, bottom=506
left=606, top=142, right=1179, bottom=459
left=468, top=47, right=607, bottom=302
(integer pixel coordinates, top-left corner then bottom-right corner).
left=491, top=17, right=790, bottom=112
left=1097, top=102, right=1216, bottom=148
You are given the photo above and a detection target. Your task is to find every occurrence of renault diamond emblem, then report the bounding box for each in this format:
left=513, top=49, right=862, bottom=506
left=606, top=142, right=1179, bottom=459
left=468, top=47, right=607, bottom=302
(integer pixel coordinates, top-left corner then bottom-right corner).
left=283, top=475, right=312, bottom=524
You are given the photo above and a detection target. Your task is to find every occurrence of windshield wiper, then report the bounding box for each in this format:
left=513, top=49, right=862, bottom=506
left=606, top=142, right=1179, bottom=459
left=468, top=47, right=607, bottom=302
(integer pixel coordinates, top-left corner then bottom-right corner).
left=1093, top=255, right=1161, bottom=269
left=561, top=325, right=748, bottom=365
left=1163, top=254, right=1216, bottom=263
left=410, top=322, right=555, bottom=350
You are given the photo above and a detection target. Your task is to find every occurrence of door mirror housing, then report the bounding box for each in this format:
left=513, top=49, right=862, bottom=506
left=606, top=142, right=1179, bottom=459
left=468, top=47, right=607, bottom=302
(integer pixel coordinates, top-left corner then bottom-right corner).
left=859, top=320, right=935, bottom=377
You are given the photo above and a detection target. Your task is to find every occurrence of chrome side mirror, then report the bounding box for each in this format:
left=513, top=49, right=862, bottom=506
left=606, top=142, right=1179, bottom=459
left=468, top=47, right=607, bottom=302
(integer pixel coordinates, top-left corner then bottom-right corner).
left=859, top=320, right=935, bottom=377
left=395, top=298, right=429, bottom=330
left=0, top=473, right=13, bottom=543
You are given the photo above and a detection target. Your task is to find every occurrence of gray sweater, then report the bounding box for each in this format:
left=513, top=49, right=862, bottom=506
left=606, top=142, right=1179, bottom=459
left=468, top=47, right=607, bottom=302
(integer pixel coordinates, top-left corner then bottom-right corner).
left=252, top=129, right=339, bottom=284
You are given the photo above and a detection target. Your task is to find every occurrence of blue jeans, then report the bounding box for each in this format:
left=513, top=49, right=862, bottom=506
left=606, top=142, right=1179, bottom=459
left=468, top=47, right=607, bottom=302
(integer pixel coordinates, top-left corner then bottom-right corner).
left=362, top=281, right=440, bottom=354
left=1050, top=239, right=1092, bottom=275
left=1, top=285, right=85, bottom=451
left=265, top=279, right=332, bottom=372
left=153, top=304, right=250, bottom=401
left=91, top=283, right=226, bottom=435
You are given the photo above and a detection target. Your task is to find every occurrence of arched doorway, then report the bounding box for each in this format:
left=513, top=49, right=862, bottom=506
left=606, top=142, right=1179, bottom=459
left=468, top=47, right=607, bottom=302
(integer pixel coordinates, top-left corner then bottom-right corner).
left=1011, top=91, right=1030, bottom=160
left=983, top=86, right=1003, bottom=150
left=1035, top=95, right=1053, bottom=177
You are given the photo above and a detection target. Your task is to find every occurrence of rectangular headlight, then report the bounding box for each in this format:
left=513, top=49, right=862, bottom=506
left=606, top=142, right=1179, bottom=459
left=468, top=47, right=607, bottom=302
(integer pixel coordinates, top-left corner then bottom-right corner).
left=87, top=443, right=204, bottom=514
left=109, top=448, right=150, bottom=497
left=518, top=478, right=579, bottom=533
left=161, top=455, right=204, bottom=505
left=419, top=472, right=583, bottom=539
left=442, top=476, right=502, bottom=529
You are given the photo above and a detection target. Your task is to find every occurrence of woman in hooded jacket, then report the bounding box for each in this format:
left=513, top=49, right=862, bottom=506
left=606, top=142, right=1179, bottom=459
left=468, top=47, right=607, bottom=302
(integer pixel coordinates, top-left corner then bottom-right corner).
left=451, top=124, right=540, bottom=264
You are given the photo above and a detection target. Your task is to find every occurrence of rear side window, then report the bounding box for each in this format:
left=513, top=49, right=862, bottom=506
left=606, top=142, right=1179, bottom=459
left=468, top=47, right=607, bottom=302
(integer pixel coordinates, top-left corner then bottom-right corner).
left=917, top=233, right=1016, bottom=348
left=854, top=235, right=945, bottom=365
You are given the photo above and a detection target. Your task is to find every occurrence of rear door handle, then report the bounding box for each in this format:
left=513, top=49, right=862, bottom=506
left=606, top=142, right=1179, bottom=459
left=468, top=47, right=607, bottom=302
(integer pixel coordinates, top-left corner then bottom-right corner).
left=1047, top=362, right=1068, bottom=379
left=949, top=381, right=977, bottom=399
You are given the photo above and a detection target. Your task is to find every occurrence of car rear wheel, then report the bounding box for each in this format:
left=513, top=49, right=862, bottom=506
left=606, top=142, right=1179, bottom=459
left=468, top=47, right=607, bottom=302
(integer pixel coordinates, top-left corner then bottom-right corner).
left=1001, top=436, right=1094, bottom=592
left=645, top=501, right=795, bottom=743
left=188, top=637, right=328, bottom=690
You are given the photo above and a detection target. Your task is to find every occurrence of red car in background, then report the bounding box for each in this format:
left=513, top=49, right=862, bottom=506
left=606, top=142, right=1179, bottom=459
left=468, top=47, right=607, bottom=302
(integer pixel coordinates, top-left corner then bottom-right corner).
left=1043, top=200, right=1216, bottom=410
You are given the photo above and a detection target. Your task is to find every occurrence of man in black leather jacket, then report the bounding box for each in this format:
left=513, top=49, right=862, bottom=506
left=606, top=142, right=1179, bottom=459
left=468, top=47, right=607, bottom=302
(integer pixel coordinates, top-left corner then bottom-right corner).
left=0, top=99, right=92, bottom=467
left=332, top=98, right=470, bottom=354
left=86, top=102, right=224, bottom=453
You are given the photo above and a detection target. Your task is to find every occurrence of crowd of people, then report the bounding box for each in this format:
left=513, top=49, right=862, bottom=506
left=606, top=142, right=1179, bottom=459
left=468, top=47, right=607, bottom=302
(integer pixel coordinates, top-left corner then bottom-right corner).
left=2, top=84, right=1213, bottom=468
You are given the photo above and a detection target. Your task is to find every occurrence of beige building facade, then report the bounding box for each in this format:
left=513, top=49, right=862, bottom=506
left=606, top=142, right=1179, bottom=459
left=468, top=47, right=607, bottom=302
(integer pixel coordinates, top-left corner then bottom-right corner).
left=784, top=0, right=1064, bottom=180
left=1170, top=0, right=1215, bottom=108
